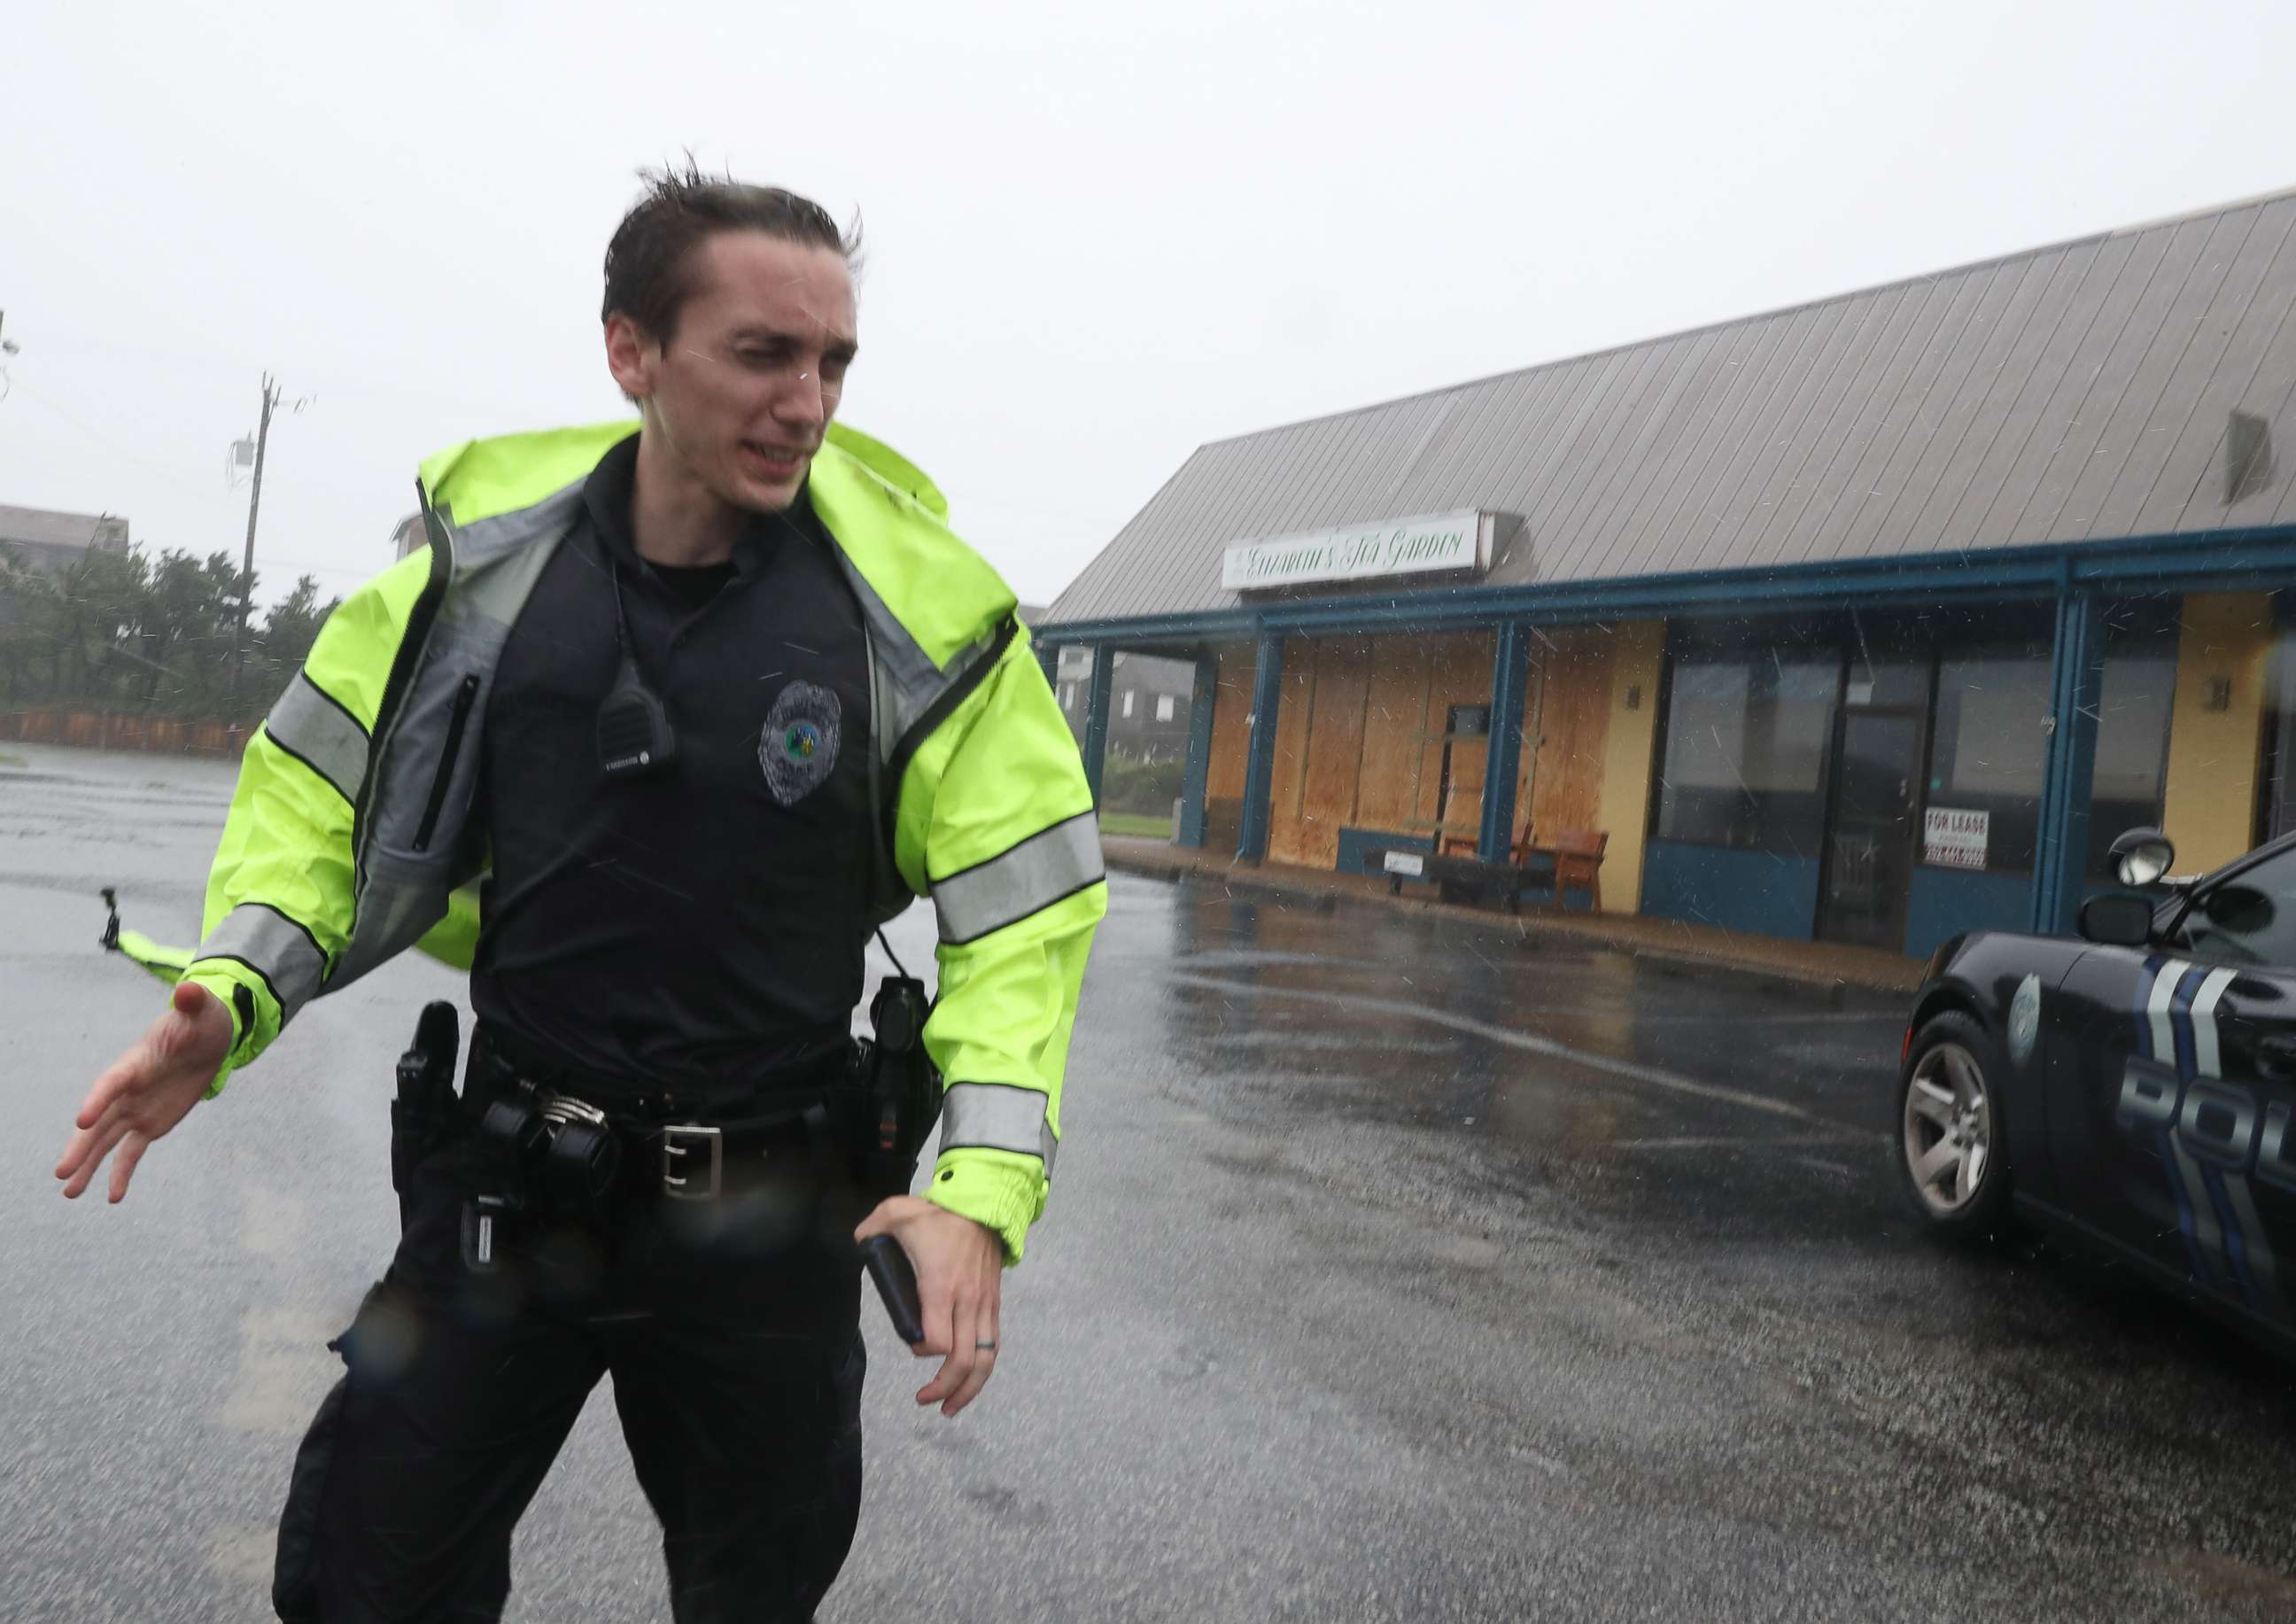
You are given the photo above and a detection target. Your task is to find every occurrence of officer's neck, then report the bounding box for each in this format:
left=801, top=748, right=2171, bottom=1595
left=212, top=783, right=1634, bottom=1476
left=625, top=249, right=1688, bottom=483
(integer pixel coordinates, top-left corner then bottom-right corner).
left=628, top=433, right=746, bottom=569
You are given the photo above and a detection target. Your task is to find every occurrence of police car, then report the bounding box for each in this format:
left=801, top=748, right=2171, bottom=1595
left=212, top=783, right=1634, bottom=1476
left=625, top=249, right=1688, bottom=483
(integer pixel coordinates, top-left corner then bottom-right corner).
left=1898, top=827, right=2296, bottom=1356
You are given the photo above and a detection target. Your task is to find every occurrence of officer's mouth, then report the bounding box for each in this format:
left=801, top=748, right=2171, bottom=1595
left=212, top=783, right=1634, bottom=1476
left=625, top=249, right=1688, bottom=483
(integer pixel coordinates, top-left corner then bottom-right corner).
left=740, top=441, right=813, bottom=481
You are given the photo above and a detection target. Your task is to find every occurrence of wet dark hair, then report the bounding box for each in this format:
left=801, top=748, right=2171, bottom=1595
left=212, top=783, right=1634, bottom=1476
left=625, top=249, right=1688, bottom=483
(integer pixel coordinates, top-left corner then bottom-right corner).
left=601, top=159, right=860, bottom=340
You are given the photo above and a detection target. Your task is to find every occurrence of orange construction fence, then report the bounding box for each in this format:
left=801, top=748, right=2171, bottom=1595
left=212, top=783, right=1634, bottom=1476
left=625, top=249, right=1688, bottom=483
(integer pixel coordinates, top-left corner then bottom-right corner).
left=0, top=708, right=252, bottom=758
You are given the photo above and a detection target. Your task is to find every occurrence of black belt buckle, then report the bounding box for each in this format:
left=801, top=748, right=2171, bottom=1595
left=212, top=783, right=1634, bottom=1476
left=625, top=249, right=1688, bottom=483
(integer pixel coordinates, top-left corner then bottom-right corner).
left=661, top=1124, right=724, bottom=1201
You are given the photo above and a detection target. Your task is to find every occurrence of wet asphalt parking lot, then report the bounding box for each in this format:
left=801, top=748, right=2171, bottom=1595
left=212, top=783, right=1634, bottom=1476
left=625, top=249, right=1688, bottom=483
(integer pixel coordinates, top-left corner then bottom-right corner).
left=6, top=742, right=2296, bottom=1621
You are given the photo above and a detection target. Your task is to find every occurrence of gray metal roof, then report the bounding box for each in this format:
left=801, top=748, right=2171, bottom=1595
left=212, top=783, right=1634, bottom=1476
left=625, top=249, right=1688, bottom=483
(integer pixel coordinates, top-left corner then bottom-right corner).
left=0, top=504, right=128, bottom=553
left=1050, top=186, right=2296, bottom=626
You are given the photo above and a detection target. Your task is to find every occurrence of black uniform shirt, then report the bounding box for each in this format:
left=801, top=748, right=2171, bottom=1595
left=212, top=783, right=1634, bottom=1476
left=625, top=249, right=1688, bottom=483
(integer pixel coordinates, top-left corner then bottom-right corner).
left=469, top=433, right=876, bottom=1086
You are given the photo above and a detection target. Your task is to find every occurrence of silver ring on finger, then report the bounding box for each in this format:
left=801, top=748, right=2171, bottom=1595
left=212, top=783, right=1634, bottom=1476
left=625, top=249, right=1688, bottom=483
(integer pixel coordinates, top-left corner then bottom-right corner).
left=974, top=1339, right=998, bottom=1352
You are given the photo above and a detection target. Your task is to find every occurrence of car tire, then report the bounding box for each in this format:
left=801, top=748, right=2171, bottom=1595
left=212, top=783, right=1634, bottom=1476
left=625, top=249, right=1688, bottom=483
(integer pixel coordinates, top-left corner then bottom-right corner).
left=1894, top=1010, right=2014, bottom=1242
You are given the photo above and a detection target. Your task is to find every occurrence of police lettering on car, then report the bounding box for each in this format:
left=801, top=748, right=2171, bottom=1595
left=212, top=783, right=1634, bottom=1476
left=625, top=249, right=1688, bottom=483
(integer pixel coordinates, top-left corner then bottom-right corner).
left=57, top=166, right=1106, bottom=1623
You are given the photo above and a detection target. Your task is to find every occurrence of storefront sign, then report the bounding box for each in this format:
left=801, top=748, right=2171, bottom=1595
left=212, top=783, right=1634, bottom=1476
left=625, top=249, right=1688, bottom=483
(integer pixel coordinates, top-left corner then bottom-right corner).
left=1222, top=509, right=1490, bottom=592
left=1923, top=807, right=1990, bottom=870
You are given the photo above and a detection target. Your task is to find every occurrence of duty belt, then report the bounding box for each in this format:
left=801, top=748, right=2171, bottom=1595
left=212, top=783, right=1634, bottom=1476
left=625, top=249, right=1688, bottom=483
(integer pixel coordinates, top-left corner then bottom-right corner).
left=463, top=1025, right=858, bottom=1205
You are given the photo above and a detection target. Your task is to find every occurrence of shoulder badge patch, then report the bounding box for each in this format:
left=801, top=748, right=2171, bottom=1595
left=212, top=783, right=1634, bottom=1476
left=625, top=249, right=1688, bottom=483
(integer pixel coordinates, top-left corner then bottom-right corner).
left=761, top=681, right=842, bottom=806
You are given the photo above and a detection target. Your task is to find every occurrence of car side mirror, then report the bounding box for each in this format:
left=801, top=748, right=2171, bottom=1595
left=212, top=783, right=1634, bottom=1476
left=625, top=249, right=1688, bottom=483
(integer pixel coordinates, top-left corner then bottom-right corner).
left=2109, top=827, right=2176, bottom=889
left=2078, top=892, right=2155, bottom=948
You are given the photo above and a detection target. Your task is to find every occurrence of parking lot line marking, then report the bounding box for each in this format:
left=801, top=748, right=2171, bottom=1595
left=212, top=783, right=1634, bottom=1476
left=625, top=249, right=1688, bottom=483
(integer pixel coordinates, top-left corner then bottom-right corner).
left=1609, top=1133, right=1873, bottom=1151
left=1166, top=972, right=1866, bottom=1132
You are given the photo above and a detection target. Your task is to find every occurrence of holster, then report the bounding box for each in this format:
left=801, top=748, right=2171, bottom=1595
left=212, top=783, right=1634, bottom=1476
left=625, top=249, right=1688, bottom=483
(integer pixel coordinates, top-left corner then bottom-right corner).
left=388, top=1002, right=462, bottom=1232
left=857, top=975, right=940, bottom=1200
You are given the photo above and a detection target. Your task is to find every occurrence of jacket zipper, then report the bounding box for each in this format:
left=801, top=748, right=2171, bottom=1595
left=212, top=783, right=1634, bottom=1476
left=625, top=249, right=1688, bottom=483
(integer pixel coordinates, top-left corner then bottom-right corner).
left=353, top=489, right=455, bottom=891
left=880, top=616, right=1019, bottom=857
left=412, top=673, right=480, bottom=853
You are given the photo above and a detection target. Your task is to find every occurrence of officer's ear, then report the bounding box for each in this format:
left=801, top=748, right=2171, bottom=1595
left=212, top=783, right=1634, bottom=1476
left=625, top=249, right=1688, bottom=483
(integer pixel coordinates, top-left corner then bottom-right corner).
left=604, top=312, right=659, bottom=403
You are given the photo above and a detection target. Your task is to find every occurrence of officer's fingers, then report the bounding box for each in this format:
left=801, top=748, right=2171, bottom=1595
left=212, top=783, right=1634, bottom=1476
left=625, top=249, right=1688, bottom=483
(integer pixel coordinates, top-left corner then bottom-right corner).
left=911, top=1260, right=958, bottom=1359
left=851, top=1195, right=922, bottom=1246
left=918, top=1293, right=978, bottom=1409
left=60, top=1118, right=130, bottom=1201
left=73, top=1047, right=148, bottom=1134
left=107, top=1131, right=152, bottom=1204
left=56, top=1076, right=130, bottom=1180
left=943, top=1302, right=998, bottom=1418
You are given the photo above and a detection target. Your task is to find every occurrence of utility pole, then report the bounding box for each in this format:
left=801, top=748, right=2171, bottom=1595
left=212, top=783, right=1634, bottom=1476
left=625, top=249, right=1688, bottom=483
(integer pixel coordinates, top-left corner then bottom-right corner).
left=229, top=373, right=281, bottom=700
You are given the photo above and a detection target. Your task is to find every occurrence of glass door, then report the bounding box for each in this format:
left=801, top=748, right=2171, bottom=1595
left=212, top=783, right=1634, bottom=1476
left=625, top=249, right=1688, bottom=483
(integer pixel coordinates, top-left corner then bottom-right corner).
left=1819, top=711, right=1923, bottom=950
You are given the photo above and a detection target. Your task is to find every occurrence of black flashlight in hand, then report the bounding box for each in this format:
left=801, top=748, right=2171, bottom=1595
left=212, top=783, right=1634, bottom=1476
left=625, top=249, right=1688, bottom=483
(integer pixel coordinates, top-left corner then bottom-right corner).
left=860, top=1234, right=925, bottom=1347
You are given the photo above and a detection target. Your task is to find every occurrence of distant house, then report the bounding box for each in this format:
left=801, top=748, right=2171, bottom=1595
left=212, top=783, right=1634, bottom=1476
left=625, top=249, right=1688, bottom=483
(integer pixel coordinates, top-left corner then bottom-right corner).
left=391, top=513, right=425, bottom=559
left=0, top=504, right=130, bottom=576
left=1052, top=646, right=1194, bottom=763
left=1020, top=603, right=1192, bottom=760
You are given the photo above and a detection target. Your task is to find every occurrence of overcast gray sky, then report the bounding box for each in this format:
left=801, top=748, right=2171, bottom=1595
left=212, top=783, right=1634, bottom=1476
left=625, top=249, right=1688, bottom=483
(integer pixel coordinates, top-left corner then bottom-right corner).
left=5, top=0, right=2295, bottom=610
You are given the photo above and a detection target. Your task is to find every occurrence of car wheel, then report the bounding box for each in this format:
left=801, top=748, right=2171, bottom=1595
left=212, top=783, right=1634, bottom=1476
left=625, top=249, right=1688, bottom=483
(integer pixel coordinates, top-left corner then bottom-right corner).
left=1895, top=1010, right=2013, bottom=1240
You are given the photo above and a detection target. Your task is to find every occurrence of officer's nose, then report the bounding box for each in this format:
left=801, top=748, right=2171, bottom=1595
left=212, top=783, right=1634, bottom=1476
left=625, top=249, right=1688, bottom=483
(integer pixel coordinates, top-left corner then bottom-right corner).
left=772, top=371, right=827, bottom=435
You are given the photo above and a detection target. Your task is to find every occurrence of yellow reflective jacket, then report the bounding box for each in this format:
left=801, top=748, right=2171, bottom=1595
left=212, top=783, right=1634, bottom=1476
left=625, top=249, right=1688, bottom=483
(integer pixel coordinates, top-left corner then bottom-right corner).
left=176, top=421, right=1104, bottom=1263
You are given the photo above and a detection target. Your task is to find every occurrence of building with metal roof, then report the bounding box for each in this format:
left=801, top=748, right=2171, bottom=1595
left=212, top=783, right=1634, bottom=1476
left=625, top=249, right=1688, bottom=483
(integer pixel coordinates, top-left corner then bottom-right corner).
left=0, top=504, right=131, bottom=576
left=1037, top=186, right=2296, bottom=958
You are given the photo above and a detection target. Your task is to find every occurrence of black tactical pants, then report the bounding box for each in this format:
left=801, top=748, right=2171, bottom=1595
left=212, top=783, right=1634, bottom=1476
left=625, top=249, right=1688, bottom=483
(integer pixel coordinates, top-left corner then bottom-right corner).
left=273, top=1119, right=868, bottom=1623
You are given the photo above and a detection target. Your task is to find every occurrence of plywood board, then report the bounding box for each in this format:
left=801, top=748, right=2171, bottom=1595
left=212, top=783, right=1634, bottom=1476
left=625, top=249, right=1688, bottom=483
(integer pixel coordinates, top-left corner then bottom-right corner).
left=1357, top=637, right=1435, bottom=828
left=1424, top=633, right=1497, bottom=848
left=1512, top=654, right=1543, bottom=851
left=1266, top=640, right=1320, bottom=866
left=1296, top=638, right=1375, bottom=869
left=1530, top=627, right=1617, bottom=840
left=1205, top=642, right=1256, bottom=803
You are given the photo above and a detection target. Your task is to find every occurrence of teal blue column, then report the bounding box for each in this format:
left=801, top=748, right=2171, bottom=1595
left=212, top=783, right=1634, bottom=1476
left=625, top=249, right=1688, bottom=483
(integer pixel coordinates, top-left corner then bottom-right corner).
left=2030, top=587, right=2103, bottom=936
left=1237, top=635, right=1284, bottom=864
left=1082, top=646, right=1113, bottom=808
left=1035, top=641, right=1058, bottom=689
left=1478, top=621, right=1532, bottom=865
left=1177, top=653, right=1217, bottom=849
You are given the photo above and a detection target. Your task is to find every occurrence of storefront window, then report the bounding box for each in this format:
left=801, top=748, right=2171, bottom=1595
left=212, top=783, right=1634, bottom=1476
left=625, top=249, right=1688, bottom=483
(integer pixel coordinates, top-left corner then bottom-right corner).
left=1925, top=618, right=2176, bottom=878
left=2260, top=618, right=2296, bottom=847
left=1653, top=651, right=1839, bottom=855
left=2086, top=622, right=2177, bottom=877
left=1927, top=646, right=2051, bottom=871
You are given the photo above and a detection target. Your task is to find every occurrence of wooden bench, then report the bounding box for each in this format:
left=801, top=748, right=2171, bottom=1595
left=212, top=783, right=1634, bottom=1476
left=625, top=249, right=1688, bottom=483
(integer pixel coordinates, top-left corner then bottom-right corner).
left=1515, top=828, right=1608, bottom=913
left=1366, top=828, right=1609, bottom=914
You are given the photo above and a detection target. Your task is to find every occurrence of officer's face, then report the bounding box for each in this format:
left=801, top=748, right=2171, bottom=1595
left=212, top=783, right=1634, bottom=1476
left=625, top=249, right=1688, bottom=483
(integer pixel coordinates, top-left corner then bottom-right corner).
left=607, top=230, right=859, bottom=514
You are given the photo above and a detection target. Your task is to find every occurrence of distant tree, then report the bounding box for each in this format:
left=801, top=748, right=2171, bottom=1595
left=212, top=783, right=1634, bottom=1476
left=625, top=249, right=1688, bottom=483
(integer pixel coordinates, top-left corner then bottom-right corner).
left=0, top=540, right=338, bottom=722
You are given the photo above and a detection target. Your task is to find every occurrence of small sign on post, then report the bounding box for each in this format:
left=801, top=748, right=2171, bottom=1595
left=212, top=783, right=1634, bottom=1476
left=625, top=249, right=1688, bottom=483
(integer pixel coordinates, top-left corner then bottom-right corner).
left=1923, top=807, right=1990, bottom=870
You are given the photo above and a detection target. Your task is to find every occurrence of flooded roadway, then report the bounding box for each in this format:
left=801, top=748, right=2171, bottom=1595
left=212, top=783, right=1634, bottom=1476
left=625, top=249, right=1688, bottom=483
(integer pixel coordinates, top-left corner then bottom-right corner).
left=5, top=744, right=2296, bottom=1621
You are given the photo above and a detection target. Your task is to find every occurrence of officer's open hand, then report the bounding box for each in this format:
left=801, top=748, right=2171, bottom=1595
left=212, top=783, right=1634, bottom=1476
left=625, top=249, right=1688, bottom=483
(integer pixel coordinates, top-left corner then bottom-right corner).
left=854, top=1195, right=1004, bottom=1418
left=55, top=981, right=232, bottom=1204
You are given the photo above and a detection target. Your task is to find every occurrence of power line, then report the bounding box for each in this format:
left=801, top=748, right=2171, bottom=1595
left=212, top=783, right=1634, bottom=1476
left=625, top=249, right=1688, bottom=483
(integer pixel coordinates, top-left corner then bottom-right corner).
left=8, top=377, right=236, bottom=502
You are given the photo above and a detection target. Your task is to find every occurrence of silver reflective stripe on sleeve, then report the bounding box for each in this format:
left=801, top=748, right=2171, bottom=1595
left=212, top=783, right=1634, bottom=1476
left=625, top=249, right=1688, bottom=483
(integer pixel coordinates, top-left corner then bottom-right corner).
left=264, top=672, right=370, bottom=805
left=932, top=812, right=1105, bottom=946
left=940, top=1082, right=1059, bottom=1172
left=195, top=902, right=329, bottom=1021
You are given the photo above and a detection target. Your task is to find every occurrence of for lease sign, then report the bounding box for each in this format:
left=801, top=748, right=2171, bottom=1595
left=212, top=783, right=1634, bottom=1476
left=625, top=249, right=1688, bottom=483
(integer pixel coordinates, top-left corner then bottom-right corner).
left=1222, top=510, right=1488, bottom=592
left=1923, top=807, right=1990, bottom=870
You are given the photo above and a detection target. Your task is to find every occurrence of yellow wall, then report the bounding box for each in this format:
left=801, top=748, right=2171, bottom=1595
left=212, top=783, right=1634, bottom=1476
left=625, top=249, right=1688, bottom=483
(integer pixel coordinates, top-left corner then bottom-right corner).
left=2160, top=592, right=2275, bottom=874
left=1593, top=621, right=1666, bottom=916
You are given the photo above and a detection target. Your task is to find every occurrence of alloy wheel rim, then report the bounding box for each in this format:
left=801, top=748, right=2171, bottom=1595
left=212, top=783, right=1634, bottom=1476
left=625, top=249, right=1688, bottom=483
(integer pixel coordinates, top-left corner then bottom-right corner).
left=1904, top=1041, right=1991, bottom=1217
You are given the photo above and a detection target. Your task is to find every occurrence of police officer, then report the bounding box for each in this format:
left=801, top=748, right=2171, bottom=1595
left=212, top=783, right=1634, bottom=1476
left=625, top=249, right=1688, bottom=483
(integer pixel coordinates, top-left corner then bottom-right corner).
left=54, top=166, right=1106, bottom=1621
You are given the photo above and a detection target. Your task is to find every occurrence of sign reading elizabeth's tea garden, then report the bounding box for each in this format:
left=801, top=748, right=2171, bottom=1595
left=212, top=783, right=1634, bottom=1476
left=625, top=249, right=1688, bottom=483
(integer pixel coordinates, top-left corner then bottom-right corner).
left=1222, top=510, right=1490, bottom=592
